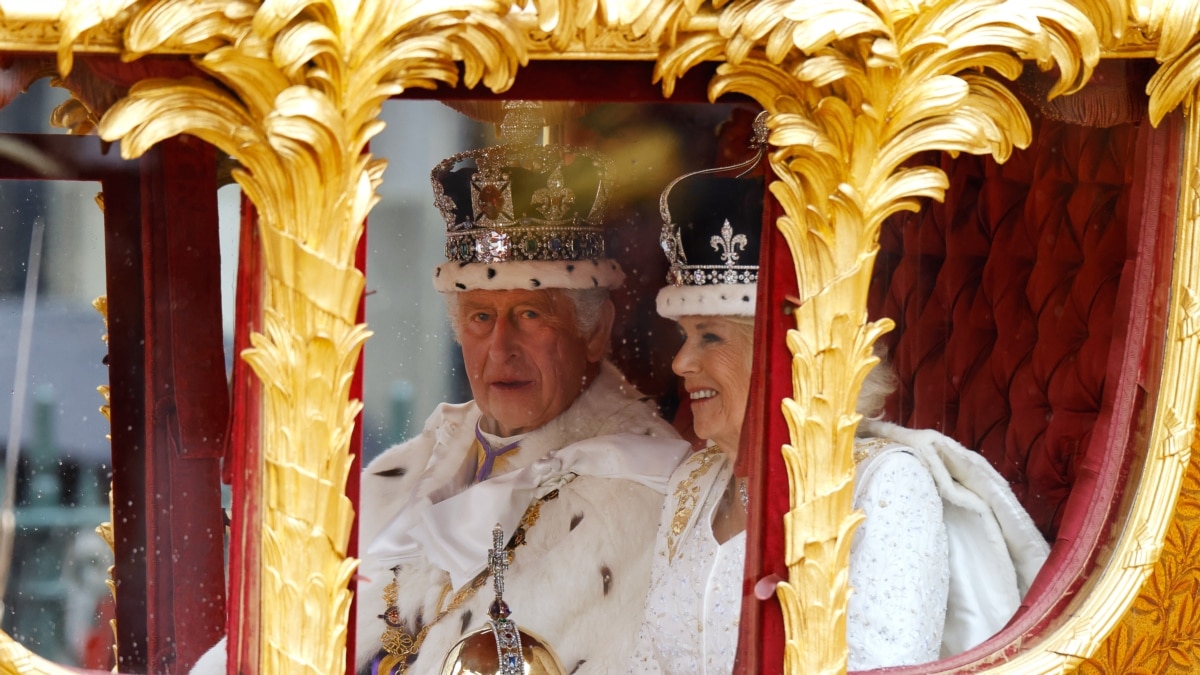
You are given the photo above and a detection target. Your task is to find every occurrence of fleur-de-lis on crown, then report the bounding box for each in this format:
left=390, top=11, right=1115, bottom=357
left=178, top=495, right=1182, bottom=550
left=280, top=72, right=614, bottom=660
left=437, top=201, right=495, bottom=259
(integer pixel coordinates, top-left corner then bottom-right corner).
left=710, top=220, right=748, bottom=266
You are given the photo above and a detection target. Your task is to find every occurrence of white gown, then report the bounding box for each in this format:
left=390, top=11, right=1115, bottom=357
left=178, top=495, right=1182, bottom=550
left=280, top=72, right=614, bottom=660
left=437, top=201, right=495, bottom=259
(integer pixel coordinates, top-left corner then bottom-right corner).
left=631, top=426, right=1047, bottom=674
left=629, top=447, right=745, bottom=674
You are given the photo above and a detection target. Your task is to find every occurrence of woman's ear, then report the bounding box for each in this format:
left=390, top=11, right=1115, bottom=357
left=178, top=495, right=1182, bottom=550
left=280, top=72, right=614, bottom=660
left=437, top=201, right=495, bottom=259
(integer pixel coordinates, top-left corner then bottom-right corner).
left=585, top=300, right=616, bottom=363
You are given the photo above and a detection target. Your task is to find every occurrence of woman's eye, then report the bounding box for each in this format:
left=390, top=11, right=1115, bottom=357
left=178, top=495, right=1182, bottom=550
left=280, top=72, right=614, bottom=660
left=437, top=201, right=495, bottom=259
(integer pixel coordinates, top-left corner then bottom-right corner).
left=701, top=332, right=723, bottom=345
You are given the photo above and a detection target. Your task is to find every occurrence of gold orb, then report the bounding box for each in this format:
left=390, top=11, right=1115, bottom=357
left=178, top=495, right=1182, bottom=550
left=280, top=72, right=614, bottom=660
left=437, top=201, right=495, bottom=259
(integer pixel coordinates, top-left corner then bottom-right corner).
left=439, top=622, right=566, bottom=675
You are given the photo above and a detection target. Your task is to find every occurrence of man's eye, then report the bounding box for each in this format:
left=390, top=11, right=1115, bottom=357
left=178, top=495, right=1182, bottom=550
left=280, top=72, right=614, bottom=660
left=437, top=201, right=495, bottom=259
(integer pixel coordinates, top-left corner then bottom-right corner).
left=520, top=310, right=540, bottom=319
left=472, top=312, right=491, bottom=322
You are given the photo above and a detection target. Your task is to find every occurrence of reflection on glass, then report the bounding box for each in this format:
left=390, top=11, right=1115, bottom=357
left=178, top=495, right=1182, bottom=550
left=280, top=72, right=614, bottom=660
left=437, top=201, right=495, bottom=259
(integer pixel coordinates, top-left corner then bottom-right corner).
left=0, top=178, right=112, bottom=667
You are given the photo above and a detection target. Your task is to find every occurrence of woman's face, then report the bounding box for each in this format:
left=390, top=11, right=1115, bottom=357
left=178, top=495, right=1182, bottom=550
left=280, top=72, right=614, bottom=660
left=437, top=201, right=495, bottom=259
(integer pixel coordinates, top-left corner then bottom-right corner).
left=672, top=315, right=754, bottom=458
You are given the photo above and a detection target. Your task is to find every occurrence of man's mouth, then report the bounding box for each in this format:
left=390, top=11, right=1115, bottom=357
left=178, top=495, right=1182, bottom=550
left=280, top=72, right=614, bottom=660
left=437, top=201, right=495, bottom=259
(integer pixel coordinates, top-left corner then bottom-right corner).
left=491, top=380, right=533, bottom=391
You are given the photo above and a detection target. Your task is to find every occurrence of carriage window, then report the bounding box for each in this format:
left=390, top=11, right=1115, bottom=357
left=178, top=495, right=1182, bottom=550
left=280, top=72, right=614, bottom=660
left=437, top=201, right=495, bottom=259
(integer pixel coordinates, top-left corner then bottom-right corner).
left=0, top=178, right=112, bottom=667
left=361, top=101, right=740, bottom=460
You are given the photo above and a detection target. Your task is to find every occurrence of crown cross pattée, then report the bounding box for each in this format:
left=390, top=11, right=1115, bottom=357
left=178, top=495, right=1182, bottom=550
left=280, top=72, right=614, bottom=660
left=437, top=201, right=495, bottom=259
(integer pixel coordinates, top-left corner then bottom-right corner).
left=711, top=220, right=748, bottom=267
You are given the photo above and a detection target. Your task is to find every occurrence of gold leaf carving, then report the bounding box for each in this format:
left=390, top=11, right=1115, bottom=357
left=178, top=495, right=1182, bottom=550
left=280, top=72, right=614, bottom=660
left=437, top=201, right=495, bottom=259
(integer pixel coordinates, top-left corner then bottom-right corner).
left=92, top=0, right=536, bottom=670
left=1180, top=284, right=1200, bottom=338
left=654, top=0, right=1098, bottom=671
left=1082, top=408, right=1200, bottom=674
left=0, top=639, right=74, bottom=675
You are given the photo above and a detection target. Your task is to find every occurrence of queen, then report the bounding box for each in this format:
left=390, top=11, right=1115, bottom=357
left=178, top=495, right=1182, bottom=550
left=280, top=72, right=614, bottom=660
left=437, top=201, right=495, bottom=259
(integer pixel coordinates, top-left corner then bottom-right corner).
left=630, top=112, right=1049, bottom=674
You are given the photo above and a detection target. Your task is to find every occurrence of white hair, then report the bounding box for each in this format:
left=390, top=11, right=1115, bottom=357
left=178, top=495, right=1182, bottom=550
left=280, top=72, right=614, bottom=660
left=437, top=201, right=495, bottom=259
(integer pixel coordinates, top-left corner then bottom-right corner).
left=443, top=287, right=611, bottom=342
left=857, top=346, right=898, bottom=419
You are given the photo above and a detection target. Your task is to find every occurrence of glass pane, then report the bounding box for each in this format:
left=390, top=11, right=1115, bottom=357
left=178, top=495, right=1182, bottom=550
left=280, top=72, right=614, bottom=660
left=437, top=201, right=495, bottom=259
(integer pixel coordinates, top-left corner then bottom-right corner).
left=356, top=100, right=749, bottom=673
left=0, top=178, right=112, bottom=667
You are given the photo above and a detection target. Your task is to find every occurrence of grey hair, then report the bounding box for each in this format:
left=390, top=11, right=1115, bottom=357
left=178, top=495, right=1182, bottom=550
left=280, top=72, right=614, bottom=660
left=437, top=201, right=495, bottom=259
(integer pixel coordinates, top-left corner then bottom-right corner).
left=443, top=287, right=611, bottom=342
left=857, top=346, right=898, bottom=419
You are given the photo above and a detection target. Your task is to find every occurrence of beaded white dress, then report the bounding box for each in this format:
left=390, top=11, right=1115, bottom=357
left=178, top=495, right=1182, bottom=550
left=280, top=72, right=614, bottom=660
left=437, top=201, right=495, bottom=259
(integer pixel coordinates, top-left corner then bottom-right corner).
left=630, top=426, right=1048, bottom=675
left=847, top=438, right=949, bottom=670
left=629, top=446, right=744, bottom=675
left=629, top=440, right=952, bottom=674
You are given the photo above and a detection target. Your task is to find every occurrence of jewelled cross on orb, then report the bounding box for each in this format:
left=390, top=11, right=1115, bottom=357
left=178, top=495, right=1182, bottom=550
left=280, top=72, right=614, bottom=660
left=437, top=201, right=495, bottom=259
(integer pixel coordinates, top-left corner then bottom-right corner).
left=489, top=524, right=509, bottom=605
left=488, top=524, right=524, bottom=675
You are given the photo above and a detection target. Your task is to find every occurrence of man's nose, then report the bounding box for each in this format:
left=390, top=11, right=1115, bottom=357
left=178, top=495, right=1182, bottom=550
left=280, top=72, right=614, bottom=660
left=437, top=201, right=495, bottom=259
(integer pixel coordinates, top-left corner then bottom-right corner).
left=488, top=315, right=520, bottom=359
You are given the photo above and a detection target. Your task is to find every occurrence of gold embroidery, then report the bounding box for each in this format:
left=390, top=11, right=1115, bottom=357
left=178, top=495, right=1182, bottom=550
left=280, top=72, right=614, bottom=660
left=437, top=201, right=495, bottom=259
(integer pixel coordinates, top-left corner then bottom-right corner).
left=853, top=437, right=895, bottom=465
left=667, top=447, right=724, bottom=561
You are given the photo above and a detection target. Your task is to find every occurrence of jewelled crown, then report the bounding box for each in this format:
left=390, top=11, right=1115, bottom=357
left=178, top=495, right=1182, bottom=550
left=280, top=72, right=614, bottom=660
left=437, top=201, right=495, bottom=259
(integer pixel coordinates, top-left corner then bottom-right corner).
left=430, top=102, right=624, bottom=293
left=656, top=111, right=768, bottom=319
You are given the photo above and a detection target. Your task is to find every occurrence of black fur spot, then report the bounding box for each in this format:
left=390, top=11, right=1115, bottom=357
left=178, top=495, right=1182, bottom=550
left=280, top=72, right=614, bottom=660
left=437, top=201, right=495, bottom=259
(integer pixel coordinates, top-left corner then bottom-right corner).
left=459, top=610, right=472, bottom=635
left=374, top=467, right=406, bottom=478
left=531, top=278, right=541, bottom=287
left=570, top=512, right=584, bottom=531
left=458, top=261, right=470, bottom=268
left=455, top=282, right=466, bottom=290
left=600, top=565, right=613, bottom=596
left=570, top=661, right=587, bottom=674
left=435, top=267, right=441, bottom=277
left=721, top=294, right=727, bottom=300
left=486, top=267, right=496, bottom=279
left=743, top=295, right=750, bottom=302
left=591, top=277, right=598, bottom=287
left=566, top=264, right=574, bottom=272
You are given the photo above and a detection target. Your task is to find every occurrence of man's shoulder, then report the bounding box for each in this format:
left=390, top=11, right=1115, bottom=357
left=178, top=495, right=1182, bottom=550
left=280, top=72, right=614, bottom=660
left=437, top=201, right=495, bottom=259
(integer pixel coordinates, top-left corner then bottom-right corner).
left=364, top=400, right=477, bottom=474
left=579, top=362, right=677, bottom=439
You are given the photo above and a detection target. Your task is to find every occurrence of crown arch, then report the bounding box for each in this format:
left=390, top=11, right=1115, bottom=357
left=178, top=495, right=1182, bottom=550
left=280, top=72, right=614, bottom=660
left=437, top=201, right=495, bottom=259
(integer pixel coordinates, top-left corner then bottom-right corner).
left=0, top=0, right=1198, bottom=674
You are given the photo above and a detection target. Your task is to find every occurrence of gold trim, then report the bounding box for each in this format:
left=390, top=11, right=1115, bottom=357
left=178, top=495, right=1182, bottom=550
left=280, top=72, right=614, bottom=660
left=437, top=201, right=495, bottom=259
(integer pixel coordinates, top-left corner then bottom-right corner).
left=666, top=446, right=724, bottom=561
left=0, top=0, right=1194, bottom=673
left=653, top=1, right=1097, bottom=670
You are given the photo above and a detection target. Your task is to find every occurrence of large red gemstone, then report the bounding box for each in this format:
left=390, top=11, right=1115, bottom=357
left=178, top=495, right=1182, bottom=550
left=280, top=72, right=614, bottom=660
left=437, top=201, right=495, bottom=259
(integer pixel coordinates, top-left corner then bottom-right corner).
left=479, top=184, right=505, bottom=220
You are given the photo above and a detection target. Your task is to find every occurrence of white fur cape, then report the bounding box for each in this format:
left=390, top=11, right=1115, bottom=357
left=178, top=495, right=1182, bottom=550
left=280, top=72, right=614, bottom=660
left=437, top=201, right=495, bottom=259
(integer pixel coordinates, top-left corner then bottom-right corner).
left=190, top=363, right=684, bottom=675
left=856, top=419, right=1050, bottom=657
left=356, top=362, right=686, bottom=674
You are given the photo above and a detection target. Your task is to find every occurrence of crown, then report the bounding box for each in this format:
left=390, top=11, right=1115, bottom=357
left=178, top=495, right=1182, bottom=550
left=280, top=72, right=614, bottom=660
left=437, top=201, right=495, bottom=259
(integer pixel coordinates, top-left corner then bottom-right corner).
left=656, top=111, right=768, bottom=319
left=429, top=103, right=625, bottom=292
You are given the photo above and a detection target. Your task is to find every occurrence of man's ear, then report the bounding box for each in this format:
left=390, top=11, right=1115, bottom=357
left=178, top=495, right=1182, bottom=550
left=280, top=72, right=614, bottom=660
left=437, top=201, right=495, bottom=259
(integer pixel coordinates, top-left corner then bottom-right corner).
left=585, top=300, right=616, bottom=363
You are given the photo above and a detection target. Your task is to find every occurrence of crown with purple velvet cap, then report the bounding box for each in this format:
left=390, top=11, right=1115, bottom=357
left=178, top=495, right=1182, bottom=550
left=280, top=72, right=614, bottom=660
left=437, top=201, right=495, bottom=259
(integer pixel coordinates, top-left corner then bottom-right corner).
left=430, top=102, right=625, bottom=294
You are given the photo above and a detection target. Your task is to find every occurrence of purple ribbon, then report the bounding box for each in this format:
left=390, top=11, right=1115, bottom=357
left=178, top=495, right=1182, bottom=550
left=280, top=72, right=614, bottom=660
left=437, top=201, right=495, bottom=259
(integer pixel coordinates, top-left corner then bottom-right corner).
left=474, top=423, right=521, bottom=483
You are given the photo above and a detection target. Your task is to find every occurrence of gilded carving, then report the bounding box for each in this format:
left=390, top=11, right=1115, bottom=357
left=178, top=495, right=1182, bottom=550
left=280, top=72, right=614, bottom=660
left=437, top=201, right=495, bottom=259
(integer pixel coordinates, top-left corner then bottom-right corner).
left=1080, top=410, right=1200, bottom=674
left=0, top=0, right=1194, bottom=674
left=654, top=0, right=1098, bottom=670
left=1082, top=85, right=1200, bottom=672
left=92, top=294, right=118, bottom=668
left=90, top=1, right=549, bottom=671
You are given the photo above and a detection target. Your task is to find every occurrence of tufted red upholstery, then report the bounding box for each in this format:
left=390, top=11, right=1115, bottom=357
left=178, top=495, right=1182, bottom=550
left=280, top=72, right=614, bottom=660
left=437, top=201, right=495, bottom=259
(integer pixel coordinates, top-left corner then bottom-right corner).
left=871, top=117, right=1137, bottom=541
left=861, top=104, right=1182, bottom=673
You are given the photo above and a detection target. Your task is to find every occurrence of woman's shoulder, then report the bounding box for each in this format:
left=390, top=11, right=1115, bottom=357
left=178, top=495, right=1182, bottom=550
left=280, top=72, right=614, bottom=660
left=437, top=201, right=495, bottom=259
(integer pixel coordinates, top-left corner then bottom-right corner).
left=853, top=436, right=939, bottom=499
left=667, top=445, right=728, bottom=486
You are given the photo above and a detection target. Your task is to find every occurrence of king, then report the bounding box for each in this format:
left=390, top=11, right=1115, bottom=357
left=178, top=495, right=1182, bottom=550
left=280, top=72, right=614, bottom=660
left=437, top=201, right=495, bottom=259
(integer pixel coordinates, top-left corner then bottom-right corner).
left=355, top=102, right=688, bottom=674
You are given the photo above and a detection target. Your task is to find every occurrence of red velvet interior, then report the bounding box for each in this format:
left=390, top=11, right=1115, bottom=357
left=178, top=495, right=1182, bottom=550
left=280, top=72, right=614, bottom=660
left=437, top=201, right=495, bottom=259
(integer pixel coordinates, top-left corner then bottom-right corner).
left=870, top=115, right=1138, bottom=540
left=856, top=105, right=1181, bottom=672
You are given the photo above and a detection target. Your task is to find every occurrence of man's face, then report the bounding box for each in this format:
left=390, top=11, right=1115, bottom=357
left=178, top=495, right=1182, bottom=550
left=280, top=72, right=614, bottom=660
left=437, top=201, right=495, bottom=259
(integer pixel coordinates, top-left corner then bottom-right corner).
left=456, top=289, right=609, bottom=437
